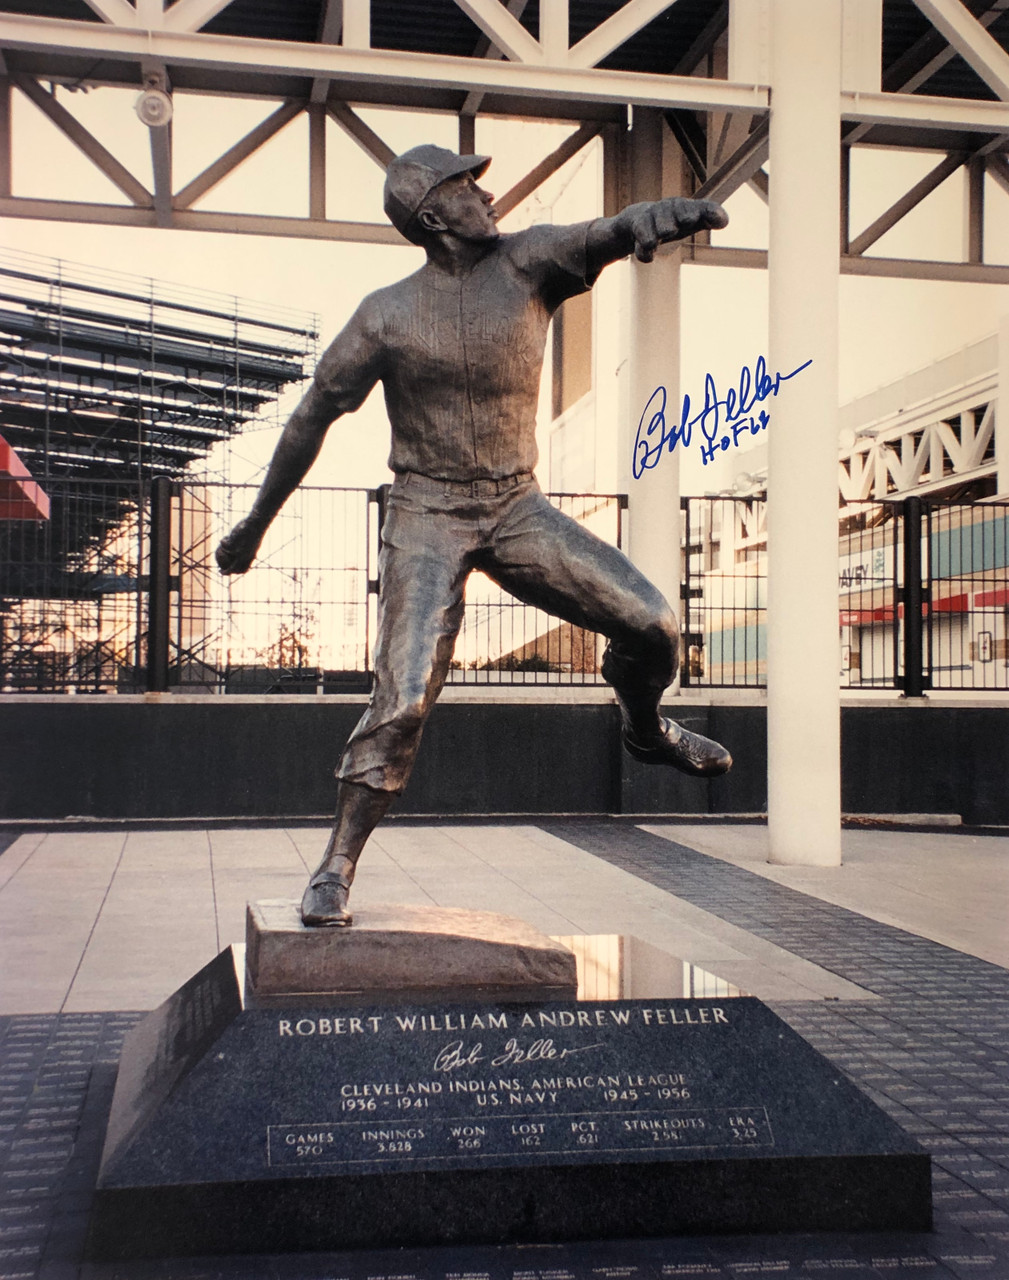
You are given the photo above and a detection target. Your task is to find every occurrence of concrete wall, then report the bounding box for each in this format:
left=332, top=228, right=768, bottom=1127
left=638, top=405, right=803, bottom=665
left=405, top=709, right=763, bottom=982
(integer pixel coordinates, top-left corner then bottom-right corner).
left=2, top=696, right=1006, bottom=825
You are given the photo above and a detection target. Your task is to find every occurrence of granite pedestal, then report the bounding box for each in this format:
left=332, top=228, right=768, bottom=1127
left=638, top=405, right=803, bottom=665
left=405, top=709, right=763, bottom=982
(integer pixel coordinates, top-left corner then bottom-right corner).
left=88, top=918, right=932, bottom=1260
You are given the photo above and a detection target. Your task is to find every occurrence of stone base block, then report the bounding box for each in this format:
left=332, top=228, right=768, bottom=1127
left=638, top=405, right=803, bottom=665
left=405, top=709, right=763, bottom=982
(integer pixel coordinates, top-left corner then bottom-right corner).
left=245, top=900, right=578, bottom=1006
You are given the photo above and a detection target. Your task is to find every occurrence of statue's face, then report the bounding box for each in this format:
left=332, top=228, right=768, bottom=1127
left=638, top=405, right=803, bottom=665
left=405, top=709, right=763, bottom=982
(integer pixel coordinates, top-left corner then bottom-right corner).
left=421, top=172, right=499, bottom=243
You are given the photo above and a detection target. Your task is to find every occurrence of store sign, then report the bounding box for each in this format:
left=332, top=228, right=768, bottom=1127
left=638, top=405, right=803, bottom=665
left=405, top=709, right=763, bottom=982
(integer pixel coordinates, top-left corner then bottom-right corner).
left=838, top=545, right=891, bottom=594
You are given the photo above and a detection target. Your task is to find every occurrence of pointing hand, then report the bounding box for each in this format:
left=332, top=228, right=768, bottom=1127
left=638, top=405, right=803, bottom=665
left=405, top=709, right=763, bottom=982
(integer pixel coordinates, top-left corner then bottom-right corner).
left=626, top=197, right=729, bottom=263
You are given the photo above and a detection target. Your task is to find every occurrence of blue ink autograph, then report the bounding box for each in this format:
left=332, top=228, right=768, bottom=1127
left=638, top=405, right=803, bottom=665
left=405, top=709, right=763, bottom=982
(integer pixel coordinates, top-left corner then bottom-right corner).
left=632, top=356, right=813, bottom=478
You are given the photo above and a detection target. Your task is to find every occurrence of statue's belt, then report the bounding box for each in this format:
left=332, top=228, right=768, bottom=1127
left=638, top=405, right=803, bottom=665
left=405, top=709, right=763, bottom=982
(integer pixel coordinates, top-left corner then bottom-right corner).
left=396, top=471, right=534, bottom=498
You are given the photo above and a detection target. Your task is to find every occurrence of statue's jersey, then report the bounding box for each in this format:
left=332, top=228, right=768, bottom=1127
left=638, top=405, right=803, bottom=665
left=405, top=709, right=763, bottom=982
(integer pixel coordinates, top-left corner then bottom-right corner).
left=312, top=222, right=597, bottom=482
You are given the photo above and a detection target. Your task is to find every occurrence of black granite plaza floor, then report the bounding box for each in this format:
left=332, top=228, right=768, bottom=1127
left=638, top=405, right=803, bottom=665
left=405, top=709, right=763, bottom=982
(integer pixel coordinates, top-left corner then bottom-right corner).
left=3, top=818, right=1009, bottom=1280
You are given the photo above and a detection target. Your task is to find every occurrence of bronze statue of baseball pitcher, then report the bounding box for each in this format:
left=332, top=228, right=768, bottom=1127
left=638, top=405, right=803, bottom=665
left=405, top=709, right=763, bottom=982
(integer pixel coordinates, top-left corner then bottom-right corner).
left=217, top=144, right=733, bottom=928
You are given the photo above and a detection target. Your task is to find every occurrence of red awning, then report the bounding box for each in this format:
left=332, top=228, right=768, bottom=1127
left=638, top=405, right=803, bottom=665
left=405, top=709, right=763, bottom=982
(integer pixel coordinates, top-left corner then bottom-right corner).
left=0, top=435, right=50, bottom=520
left=974, top=586, right=1009, bottom=609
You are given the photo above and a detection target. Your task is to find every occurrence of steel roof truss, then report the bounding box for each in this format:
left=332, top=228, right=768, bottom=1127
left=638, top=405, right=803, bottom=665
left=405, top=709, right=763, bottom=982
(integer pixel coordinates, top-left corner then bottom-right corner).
left=0, top=15, right=771, bottom=113
left=0, top=78, right=10, bottom=197
left=568, top=0, right=681, bottom=70
left=847, top=1, right=1009, bottom=145
left=311, top=0, right=345, bottom=105
left=987, top=148, right=1009, bottom=193
left=12, top=72, right=151, bottom=207
left=461, top=0, right=529, bottom=119
left=694, top=116, right=769, bottom=202
left=848, top=150, right=968, bottom=256
left=452, top=0, right=543, bottom=65
left=911, top=0, right=1009, bottom=101
left=173, top=98, right=303, bottom=210
left=493, top=120, right=602, bottom=218
left=162, top=0, right=241, bottom=35
left=149, top=119, right=173, bottom=227
left=325, top=99, right=394, bottom=168
left=0, top=196, right=404, bottom=242
left=80, top=0, right=139, bottom=26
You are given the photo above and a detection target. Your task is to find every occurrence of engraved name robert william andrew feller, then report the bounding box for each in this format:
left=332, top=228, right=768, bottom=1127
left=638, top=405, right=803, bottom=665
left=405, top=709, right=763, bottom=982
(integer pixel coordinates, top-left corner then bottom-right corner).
left=275, top=1005, right=733, bottom=1036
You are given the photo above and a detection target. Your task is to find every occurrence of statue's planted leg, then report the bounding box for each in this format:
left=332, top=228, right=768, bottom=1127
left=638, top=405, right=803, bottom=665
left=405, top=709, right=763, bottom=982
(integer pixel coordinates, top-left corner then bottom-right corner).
left=301, top=781, right=396, bottom=927
left=300, top=475, right=473, bottom=927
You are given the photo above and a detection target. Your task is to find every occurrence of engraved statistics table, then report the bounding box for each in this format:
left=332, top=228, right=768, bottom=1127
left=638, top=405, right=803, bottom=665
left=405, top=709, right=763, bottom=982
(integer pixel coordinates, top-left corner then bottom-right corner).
left=87, top=923, right=931, bottom=1260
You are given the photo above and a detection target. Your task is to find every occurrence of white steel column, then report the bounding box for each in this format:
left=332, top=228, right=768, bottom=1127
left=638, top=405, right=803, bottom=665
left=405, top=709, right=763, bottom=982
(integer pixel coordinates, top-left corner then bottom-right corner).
left=625, top=109, right=682, bottom=619
left=998, top=313, right=1009, bottom=497
left=766, top=0, right=843, bottom=866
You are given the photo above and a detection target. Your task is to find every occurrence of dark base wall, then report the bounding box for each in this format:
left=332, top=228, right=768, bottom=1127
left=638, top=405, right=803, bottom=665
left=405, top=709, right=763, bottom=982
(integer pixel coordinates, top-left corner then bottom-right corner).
left=2, top=699, right=1007, bottom=826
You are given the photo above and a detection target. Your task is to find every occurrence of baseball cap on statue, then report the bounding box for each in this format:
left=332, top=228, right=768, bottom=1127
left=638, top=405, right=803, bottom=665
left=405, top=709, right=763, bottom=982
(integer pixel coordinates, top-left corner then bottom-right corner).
left=384, top=144, right=491, bottom=243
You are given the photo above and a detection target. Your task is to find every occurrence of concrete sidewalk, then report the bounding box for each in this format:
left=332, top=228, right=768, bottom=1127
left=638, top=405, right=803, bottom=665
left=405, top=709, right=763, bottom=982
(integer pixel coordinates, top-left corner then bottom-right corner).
left=1, top=821, right=1006, bottom=1015
left=1, top=820, right=969, bottom=1015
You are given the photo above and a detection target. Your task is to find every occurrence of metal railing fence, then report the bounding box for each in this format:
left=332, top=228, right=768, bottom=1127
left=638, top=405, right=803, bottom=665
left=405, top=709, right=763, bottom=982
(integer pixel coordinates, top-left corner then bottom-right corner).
left=4, top=483, right=1006, bottom=695
left=0, top=478, right=145, bottom=692
left=1, top=479, right=625, bottom=693
left=681, top=495, right=1009, bottom=693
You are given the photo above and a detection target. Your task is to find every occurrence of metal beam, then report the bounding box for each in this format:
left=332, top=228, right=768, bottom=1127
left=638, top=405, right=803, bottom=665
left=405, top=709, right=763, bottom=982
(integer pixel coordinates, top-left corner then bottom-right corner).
left=673, top=0, right=728, bottom=74
left=539, top=0, right=568, bottom=64
left=79, top=0, right=139, bottom=26
left=311, top=0, right=344, bottom=105
left=134, top=0, right=164, bottom=25
left=848, top=1, right=1009, bottom=143
left=843, top=251, right=1009, bottom=283
left=987, top=149, right=1009, bottom=195
left=162, top=0, right=238, bottom=33
left=847, top=150, right=966, bottom=256
left=460, top=0, right=529, bottom=120
left=693, top=116, right=769, bottom=202
left=0, top=14, right=772, bottom=113
left=149, top=119, right=172, bottom=226
left=665, top=110, right=707, bottom=182
left=493, top=120, right=602, bottom=218
left=0, top=194, right=406, bottom=241
left=309, top=102, right=326, bottom=219
left=141, top=58, right=172, bottom=225
left=684, top=242, right=1009, bottom=283
left=453, top=0, right=543, bottom=64
left=11, top=73, right=151, bottom=206
left=840, top=86, right=1009, bottom=132
left=173, top=98, right=303, bottom=210
left=458, top=113, right=475, bottom=151
left=342, top=0, right=370, bottom=49
left=326, top=99, right=394, bottom=168
left=568, top=0, right=679, bottom=69
left=0, top=78, right=10, bottom=198
left=911, top=0, right=1009, bottom=100
left=966, top=151, right=984, bottom=261
left=6, top=11, right=1009, bottom=134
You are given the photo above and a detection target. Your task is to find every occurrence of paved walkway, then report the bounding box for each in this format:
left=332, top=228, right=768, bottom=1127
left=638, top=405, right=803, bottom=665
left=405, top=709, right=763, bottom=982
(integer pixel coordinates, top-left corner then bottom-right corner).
left=1, top=819, right=1008, bottom=1280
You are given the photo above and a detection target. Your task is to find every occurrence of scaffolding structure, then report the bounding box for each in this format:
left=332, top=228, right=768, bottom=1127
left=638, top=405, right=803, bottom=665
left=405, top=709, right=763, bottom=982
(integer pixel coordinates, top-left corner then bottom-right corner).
left=0, top=247, right=318, bottom=692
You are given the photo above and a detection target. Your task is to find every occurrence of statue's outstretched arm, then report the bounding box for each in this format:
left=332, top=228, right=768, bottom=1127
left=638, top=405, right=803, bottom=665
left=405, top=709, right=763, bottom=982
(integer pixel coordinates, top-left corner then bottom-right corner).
left=216, top=299, right=384, bottom=575
left=585, top=196, right=728, bottom=274
left=215, top=383, right=341, bottom=575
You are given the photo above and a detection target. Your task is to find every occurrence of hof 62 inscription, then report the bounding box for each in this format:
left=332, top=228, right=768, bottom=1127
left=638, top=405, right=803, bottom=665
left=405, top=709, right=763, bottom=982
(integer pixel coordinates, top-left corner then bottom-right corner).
left=261, top=1000, right=781, bottom=1177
